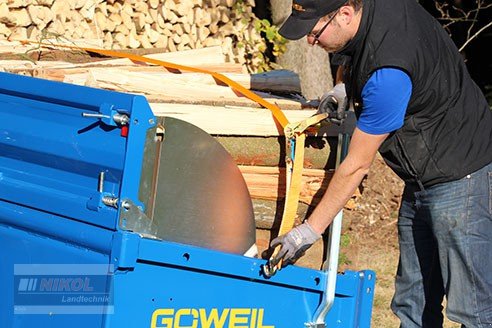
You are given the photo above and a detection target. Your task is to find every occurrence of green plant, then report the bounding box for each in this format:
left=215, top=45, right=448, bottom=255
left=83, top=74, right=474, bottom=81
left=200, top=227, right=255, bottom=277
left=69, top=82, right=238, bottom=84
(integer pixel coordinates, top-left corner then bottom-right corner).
left=338, top=233, right=352, bottom=265
left=340, top=233, right=351, bottom=247
left=19, top=30, right=85, bottom=63
left=232, top=1, right=287, bottom=73
left=254, top=19, right=287, bottom=58
left=338, top=252, right=352, bottom=266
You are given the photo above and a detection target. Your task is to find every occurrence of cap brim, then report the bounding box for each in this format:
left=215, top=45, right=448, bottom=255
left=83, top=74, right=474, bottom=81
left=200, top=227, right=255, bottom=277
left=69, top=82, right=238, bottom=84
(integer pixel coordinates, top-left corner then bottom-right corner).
left=279, top=15, right=319, bottom=40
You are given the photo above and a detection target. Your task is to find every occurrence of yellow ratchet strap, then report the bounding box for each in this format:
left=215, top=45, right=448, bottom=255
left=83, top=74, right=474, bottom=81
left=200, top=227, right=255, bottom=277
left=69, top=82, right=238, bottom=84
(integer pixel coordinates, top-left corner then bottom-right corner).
left=266, top=113, right=328, bottom=275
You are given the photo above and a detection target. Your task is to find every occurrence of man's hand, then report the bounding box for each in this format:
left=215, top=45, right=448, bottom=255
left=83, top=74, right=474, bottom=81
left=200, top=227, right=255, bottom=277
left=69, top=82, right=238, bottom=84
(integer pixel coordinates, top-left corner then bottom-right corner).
left=270, top=222, right=322, bottom=267
left=318, top=83, right=348, bottom=125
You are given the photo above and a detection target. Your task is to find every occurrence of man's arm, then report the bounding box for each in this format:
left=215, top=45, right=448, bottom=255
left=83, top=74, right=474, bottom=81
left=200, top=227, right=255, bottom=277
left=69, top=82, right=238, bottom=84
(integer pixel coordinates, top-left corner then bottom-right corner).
left=269, top=68, right=411, bottom=266
left=269, top=128, right=388, bottom=266
left=307, top=128, right=388, bottom=234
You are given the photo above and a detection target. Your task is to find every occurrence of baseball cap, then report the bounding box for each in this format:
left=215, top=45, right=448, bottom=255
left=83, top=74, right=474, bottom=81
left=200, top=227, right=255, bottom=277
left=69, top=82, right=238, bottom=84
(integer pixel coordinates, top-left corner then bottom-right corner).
left=279, top=0, right=347, bottom=40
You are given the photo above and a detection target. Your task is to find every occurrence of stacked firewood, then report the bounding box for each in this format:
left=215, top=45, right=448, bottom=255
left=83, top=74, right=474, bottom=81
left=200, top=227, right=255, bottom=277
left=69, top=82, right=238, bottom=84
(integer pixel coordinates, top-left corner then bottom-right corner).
left=0, top=0, right=266, bottom=67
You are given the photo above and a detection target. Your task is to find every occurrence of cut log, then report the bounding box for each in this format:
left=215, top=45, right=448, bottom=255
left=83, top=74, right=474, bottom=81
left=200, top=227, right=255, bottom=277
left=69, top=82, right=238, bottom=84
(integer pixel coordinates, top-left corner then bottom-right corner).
left=252, top=198, right=354, bottom=230
left=8, top=9, right=32, bottom=27
left=0, top=23, right=11, bottom=37
left=149, top=0, right=159, bottom=9
left=239, top=165, right=333, bottom=205
left=252, top=199, right=306, bottom=230
left=239, top=166, right=360, bottom=229
left=216, top=136, right=336, bottom=169
left=0, top=3, right=11, bottom=25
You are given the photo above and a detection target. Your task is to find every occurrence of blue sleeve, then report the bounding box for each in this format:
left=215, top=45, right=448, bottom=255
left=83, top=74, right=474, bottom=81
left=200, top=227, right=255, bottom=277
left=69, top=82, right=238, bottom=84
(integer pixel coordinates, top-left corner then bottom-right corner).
left=356, top=68, right=412, bottom=135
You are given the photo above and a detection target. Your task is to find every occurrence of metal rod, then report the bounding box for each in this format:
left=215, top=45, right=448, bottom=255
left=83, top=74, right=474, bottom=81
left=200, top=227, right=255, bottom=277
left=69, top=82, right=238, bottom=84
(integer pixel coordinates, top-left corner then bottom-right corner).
left=82, top=113, right=110, bottom=119
left=98, top=171, right=105, bottom=193
left=311, top=132, right=350, bottom=325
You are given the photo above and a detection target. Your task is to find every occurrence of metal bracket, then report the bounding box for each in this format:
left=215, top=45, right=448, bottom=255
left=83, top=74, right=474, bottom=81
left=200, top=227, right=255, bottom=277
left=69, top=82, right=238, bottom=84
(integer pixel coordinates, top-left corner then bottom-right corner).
left=119, top=199, right=158, bottom=239
left=304, top=323, right=326, bottom=328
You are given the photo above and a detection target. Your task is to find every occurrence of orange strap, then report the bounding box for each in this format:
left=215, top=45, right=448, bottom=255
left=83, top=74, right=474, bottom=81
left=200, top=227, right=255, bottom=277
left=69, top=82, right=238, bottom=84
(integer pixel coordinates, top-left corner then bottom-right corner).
left=20, top=41, right=290, bottom=128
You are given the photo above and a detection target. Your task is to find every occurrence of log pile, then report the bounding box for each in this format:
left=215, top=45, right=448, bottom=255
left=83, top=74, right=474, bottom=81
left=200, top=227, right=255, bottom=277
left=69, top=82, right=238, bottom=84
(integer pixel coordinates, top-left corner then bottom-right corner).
left=0, top=0, right=268, bottom=69
left=0, top=44, right=358, bottom=229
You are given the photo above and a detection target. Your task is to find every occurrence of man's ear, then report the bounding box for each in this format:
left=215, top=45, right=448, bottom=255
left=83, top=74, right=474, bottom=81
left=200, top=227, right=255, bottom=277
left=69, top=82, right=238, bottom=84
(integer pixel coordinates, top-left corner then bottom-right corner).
left=338, top=5, right=355, bottom=25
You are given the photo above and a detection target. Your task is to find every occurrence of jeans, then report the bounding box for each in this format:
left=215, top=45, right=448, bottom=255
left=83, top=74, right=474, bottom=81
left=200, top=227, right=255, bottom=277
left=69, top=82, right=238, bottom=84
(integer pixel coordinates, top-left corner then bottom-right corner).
left=391, top=162, right=492, bottom=328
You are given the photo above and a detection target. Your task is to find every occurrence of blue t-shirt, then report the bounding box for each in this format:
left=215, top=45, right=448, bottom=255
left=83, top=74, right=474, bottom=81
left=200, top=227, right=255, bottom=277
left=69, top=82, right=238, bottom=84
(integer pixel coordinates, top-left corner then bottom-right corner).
left=356, top=68, right=412, bottom=135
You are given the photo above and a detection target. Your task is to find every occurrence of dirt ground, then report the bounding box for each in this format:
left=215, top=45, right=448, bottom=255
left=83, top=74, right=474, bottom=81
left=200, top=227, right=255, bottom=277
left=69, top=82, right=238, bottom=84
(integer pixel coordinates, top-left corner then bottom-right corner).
left=258, top=155, right=460, bottom=327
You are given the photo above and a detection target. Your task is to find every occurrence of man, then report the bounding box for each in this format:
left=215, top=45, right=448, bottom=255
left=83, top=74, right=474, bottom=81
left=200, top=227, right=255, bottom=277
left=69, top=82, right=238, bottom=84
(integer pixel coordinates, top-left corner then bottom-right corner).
left=270, top=0, right=492, bottom=326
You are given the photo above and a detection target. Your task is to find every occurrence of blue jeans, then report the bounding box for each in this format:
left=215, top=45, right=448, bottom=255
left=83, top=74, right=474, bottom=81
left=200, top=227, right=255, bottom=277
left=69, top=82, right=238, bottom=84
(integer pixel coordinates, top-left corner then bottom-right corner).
left=391, top=162, right=492, bottom=328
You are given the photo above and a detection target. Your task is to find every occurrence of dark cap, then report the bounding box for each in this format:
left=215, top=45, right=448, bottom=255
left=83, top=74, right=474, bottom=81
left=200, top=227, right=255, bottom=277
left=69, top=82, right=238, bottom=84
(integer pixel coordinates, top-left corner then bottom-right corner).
left=279, top=0, right=347, bottom=40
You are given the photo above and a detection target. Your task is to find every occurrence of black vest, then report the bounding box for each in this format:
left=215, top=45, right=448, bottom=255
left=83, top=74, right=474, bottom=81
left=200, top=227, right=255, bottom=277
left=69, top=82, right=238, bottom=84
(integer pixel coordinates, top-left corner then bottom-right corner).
left=335, top=0, right=492, bottom=188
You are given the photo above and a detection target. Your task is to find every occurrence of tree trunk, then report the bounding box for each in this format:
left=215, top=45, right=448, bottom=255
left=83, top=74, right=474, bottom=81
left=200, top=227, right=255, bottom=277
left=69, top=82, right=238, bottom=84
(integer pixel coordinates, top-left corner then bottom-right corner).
left=269, top=0, right=334, bottom=99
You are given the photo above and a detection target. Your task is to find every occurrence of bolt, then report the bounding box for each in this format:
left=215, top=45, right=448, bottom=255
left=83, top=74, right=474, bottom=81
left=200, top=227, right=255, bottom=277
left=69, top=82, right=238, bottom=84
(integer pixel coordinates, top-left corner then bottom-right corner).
left=102, top=196, right=119, bottom=208
left=113, top=113, right=129, bottom=126
left=121, top=200, right=131, bottom=210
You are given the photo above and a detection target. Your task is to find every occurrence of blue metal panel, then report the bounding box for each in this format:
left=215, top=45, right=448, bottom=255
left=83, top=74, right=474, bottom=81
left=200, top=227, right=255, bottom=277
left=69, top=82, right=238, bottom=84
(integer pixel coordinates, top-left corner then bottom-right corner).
left=325, top=271, right=376, bottom=327
left=0, top=199, right=114, bottom=254
left=137, top=237, right=326, bottom=290
left=108, top=236, right=325, bottom=327
left=0, top=222, right=374, bottom=328
left=0, top=72, right=155, bottom=230
left=105, top=235, right=375, bottom=328
left=0, top=223, right=109, bottom=328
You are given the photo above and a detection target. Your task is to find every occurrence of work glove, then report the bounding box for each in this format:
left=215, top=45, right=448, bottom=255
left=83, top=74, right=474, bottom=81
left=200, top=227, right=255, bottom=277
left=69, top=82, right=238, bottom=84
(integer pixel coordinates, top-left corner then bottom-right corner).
left=317, top=83, right=348, bottom=125
left=270, top=222, right=322, bottom=266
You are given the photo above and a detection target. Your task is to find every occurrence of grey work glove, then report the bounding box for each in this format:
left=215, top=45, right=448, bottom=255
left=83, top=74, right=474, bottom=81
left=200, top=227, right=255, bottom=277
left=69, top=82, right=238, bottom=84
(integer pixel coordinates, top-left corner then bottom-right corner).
left=317, top=83, right=348, bottom=125
left=270, top=222, right=322, bottom=267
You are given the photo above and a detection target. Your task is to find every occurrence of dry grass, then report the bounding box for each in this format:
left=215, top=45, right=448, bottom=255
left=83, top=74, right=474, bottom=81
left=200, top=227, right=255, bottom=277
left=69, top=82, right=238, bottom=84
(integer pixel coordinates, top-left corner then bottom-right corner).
left=338, top=156, right=461, bottom=327
left=342, top=230, right=460, bottom=327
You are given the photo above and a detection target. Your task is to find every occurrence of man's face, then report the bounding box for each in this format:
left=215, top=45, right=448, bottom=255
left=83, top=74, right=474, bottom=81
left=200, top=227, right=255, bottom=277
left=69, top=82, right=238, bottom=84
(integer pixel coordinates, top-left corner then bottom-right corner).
left=306, top=8, right=353, bottom=52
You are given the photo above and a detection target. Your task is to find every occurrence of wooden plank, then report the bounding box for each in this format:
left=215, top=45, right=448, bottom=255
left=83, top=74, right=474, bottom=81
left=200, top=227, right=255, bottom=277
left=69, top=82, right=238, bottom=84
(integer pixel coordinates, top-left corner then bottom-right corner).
left=148, top=95, right=307, bottom=110
left=5, top=62, right=242, bottom=80
left=152, top=102, right=356, bottom=136
left=58, top=68, right=303, bottom=108
left=0, top=39, right=103, bottom=54
left=33, top=67, right=299, bottom=93
left=66, top=45, right=227, bottom=67
left=0, top=60, right=76, bottom=71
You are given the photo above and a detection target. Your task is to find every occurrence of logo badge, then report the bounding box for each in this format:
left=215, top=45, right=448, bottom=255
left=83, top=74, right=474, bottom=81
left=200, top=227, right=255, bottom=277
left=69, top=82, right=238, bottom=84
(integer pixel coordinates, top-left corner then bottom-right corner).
left=292, top=3, right=306, bottom=12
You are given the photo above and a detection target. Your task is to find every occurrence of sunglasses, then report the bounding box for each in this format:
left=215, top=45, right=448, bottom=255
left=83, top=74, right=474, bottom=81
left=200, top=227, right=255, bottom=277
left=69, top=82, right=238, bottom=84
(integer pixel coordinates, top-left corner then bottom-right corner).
left=308, top=8, right=341, bottom=45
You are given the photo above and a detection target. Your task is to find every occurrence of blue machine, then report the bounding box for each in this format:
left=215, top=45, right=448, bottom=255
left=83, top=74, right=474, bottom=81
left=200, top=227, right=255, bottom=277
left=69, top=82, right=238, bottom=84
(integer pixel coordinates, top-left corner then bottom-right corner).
left=0, top=72, right=375, bottom=327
